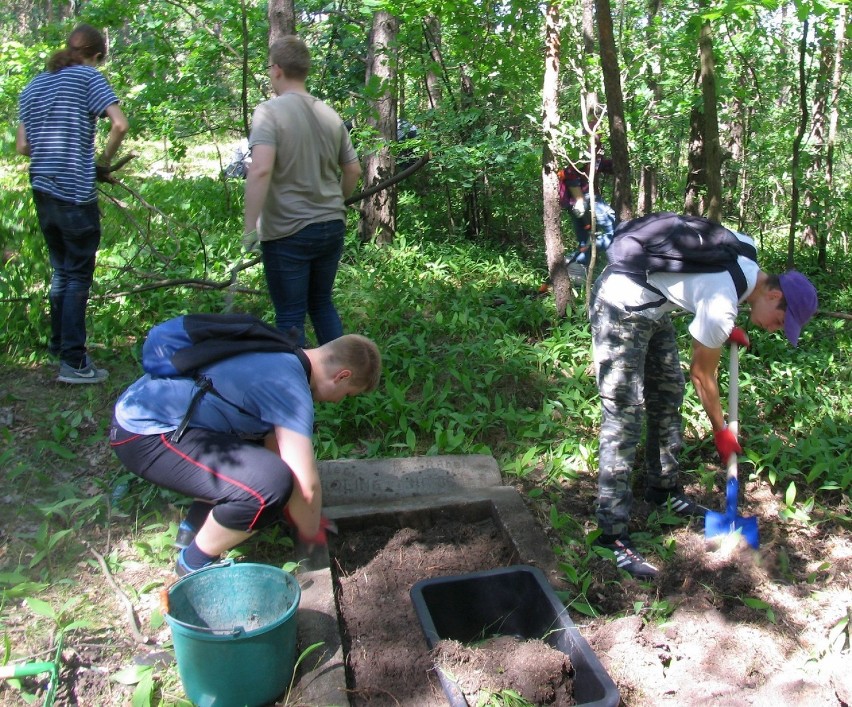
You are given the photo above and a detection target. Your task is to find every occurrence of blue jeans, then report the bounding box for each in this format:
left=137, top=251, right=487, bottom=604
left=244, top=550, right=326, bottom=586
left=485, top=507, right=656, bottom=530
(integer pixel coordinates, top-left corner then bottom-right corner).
left=33, top=190, right=101, bottom=367
left=570, top=195, right=616, bottom=266
left=261, top=220, right=345, bottom=347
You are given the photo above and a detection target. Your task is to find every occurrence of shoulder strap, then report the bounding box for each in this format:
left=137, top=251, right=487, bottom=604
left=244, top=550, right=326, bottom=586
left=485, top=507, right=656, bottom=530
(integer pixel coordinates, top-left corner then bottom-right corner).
left=170, top=348, right=311, bottom=444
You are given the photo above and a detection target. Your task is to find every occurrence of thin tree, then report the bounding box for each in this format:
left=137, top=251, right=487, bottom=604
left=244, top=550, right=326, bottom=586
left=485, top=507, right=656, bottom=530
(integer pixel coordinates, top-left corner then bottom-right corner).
left=359, top=10, right=399, bottom=245
left=541, top=1, right=571, bottom=317
left=823, top=5, right=846, bottom=268
left=595, top=0, right=633, bottom=220
left=699, top=13, right=723, bottom=221
left=788, top=18, right=810, bottom=270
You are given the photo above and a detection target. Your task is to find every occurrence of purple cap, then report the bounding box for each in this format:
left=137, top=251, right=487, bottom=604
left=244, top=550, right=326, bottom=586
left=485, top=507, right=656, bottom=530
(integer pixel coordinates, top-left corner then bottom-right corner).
left=779, top=270, right=818, bottom=347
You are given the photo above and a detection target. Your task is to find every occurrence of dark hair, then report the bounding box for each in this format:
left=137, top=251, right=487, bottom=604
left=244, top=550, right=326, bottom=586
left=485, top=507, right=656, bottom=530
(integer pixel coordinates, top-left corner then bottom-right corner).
left=268, top=36, right=311, bottom=81
left=47, top=24, right=107, bottom=72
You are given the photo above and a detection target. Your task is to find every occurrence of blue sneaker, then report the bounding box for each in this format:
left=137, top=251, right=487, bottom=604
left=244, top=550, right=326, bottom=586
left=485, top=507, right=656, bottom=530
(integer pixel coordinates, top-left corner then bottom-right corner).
left=174, top=521, right=196, bottom=549
left=175, top=549, right=215, bottom=578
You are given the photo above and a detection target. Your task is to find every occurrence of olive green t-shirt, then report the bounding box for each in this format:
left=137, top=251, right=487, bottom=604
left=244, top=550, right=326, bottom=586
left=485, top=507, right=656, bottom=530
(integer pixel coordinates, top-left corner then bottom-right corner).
left=249, top=92, right=358, bottom=239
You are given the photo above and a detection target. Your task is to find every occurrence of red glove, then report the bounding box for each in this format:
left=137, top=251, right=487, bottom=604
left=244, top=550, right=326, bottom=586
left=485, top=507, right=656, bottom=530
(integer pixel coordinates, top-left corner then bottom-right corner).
left=283, top=507, right=332, bottom=546
left=727, top=326, right=750, bottom=349
left=714, top=426, right=742, bottom=464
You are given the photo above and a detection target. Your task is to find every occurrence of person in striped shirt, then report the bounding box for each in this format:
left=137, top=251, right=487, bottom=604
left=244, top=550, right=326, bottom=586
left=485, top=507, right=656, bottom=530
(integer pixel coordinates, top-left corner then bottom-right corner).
left=17, top=23, right=128, bottom=384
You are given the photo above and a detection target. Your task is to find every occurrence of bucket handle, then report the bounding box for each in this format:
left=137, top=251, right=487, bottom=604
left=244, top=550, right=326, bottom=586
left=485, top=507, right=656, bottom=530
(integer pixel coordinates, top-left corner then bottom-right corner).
left=166, top=616, right=246, bottom=637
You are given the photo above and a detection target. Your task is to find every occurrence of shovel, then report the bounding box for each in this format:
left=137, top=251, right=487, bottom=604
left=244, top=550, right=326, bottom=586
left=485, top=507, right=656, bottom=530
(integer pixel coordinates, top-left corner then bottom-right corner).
left=0, top=630, right=63, bottom=707
left=705, top=342, right=760, bottom=549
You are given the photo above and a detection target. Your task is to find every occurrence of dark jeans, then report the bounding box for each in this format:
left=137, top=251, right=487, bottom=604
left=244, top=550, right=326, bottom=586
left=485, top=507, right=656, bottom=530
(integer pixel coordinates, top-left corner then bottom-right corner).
left=261, top=220, right=345, bottom=347
left=33, top=190, right=101, bottom=367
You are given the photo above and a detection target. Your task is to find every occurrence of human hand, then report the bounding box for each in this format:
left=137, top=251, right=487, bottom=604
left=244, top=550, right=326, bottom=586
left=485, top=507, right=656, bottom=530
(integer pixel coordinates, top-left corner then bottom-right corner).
left=714, top=426, right=742, bottom=464
left=95, top=158, right=113, bottom=183
left=283, top=507, right=335, bottom=546
left=242, top=230, right=260, bottom=254
left=727, top=326, right=750, bottom=349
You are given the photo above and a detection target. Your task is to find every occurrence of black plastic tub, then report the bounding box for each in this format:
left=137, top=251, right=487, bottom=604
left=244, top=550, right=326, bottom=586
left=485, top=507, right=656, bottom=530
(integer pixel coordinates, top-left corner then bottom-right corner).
left=410, top=565, right=619, bottom=707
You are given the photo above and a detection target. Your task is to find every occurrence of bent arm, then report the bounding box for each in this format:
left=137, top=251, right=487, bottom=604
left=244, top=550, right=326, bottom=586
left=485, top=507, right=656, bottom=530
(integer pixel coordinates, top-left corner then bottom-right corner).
left=100, top=104, right=129, bottom=164
left=272, top=425, right=322, bottom=538
left=244, top=143, right=275, bottom=235
left=16, top=123, right=30, bottom=157
left=689, top=339, right=726, bottom=433
left=340, top=158, right=361, bottom=199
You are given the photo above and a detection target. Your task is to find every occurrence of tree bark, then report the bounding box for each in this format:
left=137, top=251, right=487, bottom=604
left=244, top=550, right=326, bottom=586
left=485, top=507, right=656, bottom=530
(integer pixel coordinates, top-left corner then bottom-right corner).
left=268, top=0, right=296, bottom=45
left=699, top=15, right=723, bottom=222
left=422, top=15, right=443, bottom=109
left=822, top=5, right=846, bottom=268
left=358, top=11, right=399, bottom=245
left=595, top=0, right=633, bottom=221
left=684, top=104, right=705, bottom=216
left=542, top=2, right=571, bottom=318
left=788, top=18, right=809, bottom=270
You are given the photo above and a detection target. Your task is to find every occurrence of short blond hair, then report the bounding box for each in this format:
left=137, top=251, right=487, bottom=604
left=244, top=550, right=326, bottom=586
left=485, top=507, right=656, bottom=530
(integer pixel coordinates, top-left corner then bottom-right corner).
left=269, top=36, right=311, bottom=81
left=324, top=335, right=382, bottom=392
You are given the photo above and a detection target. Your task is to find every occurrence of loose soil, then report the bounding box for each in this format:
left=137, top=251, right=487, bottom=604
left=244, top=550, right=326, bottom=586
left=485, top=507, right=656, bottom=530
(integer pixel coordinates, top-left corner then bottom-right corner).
left=331, top=518, right=520, bottom=706
left=433, top=637, right=575, bottom=706
left=1, top=364, right=851, bottom=706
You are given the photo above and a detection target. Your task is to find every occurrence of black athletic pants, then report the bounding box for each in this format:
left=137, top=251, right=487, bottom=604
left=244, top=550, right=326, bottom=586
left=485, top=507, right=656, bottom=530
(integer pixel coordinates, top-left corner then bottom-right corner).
left=109, top=420, right=295, bottom=532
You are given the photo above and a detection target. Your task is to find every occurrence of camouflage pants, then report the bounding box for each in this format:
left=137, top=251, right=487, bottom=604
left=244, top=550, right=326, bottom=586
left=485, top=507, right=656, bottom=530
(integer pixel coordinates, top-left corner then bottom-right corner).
left=589, top=294, right=685, bottom=537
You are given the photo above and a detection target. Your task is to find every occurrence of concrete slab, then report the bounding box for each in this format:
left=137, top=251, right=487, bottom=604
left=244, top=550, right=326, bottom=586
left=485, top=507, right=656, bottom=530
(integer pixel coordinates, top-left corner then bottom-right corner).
left=318, top=454, right=501, bottom=507
left=293, top=455, right=562, bottom=706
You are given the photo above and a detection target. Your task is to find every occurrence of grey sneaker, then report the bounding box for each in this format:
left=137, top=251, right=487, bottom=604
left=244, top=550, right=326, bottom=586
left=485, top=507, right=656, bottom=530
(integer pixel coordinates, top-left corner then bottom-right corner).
left=57, top=361, right=109, bottom=384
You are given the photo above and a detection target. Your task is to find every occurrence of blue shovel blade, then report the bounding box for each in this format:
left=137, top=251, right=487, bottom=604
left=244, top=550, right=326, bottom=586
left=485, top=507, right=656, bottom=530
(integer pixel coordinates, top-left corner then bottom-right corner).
left=705, top=510, right=759, bottom=549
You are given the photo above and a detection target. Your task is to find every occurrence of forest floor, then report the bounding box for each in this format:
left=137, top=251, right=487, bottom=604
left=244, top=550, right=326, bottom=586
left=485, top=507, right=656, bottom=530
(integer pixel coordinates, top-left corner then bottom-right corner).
left=1, top=362, right=851, bottom=706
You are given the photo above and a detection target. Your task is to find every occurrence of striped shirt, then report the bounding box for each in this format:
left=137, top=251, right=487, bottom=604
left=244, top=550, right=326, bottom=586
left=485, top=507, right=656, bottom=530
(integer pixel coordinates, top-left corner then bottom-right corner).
left=18, top=64, right=118, bottom=204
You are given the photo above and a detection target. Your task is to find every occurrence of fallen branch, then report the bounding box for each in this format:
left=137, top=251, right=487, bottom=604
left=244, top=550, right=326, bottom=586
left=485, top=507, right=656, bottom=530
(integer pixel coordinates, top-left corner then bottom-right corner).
left=344, top=152, right=431, bottom=205
left=83, top=541, right=151, bottom=646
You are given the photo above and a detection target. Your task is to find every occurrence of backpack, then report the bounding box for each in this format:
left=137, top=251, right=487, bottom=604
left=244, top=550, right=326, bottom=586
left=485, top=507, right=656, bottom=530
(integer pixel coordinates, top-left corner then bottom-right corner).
left=558, top=171, right=573, bottom=210
left=140, top=313, right=310, bottom=442
left=606, top=212, right=757, bottom=299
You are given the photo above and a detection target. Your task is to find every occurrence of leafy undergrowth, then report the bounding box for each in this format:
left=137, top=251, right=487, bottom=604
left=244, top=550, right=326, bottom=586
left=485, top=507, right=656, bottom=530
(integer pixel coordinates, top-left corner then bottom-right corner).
left=1, top=177, right=850, bottom=703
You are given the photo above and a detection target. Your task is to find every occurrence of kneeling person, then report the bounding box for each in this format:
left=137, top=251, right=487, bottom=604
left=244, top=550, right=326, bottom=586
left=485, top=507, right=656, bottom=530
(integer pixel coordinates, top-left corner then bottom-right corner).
left=110, top=333, right=381, bottom=575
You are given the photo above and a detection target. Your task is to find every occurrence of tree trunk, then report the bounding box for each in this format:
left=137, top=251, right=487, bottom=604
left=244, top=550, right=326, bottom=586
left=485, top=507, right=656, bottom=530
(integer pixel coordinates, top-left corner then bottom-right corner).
left=823, top=5, right=846, bottom=268
left=582, top=0, right=595, bottom=54
left=725, top=85, right=746, bottom=220
left=358, top=11, right=399, bottom=246
left=422, top=15, right=443, bottom=109
left=268, top=0, right=296, bottom=45
left=459, top=68, right=482, bottom=239
left=595, top=0, right=633, bottom=221
left=803, top=21, right=834, bottom=249
left=638, top=0, right=663, bottom=215
left=699, top=15, right=723, bottom=222
left=787, top=18, right=809, bottom=270
left=542, top=2, right=571, bottom=318
left=684, top=104, right=705, bottom=216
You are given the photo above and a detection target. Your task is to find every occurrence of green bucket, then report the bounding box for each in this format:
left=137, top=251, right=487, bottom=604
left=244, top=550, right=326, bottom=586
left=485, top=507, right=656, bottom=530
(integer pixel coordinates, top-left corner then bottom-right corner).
left=165, top=561, right=301, bottom=707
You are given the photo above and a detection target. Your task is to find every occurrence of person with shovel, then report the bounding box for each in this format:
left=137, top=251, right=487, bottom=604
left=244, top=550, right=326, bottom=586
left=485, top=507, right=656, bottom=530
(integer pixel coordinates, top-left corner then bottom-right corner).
left=110, top=333, right=381, bottom=576
left=243, top=35, right=361, bottom=347
left=16, top=23, right=129, bottom=384
left=589, top=214, right=818, bottom=578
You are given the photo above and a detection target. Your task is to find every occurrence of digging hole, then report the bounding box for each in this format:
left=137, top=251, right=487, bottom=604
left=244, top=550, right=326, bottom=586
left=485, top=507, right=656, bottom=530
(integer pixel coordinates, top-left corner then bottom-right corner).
left=328, top=503, right=576, bottom=706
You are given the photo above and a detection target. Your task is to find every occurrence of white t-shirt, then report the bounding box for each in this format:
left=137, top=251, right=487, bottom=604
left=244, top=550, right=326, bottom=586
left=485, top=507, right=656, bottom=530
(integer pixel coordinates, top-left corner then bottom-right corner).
left=596, top=232, right=759, bottom=349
